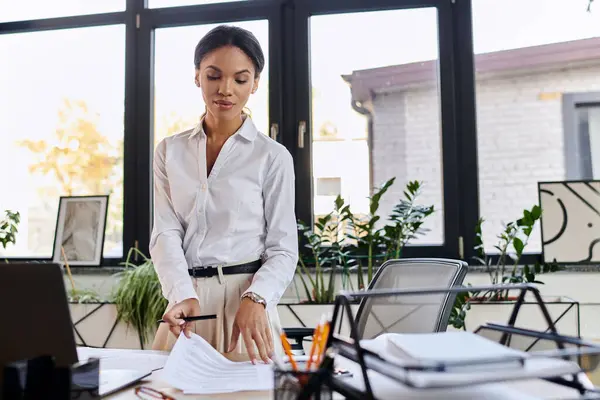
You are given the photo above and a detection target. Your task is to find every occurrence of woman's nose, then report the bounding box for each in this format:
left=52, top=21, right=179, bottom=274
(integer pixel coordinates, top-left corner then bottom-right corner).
left=219, top=79, right=233, bottom=96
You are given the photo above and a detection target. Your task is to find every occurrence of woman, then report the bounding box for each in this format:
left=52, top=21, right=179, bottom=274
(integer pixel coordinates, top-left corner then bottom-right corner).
left=149, top=25, right=298, bottom=365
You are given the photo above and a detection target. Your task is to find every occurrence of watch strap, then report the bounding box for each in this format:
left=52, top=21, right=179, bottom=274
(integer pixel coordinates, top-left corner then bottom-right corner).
left=241, top=292, right=267, bottom=307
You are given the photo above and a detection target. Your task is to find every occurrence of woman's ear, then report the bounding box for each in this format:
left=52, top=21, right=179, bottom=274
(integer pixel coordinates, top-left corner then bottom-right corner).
left=194, top=70, right=201, bottom=87
left=251, top=76, right=260, bottom=94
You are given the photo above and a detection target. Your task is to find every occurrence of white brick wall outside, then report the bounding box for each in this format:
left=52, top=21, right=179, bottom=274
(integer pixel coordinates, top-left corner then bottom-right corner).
left=369, top=64, right=600, bottom=251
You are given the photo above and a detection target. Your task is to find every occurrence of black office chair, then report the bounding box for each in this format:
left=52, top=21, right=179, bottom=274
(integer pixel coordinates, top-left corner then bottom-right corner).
left=283, top=258, right=469, bottom=353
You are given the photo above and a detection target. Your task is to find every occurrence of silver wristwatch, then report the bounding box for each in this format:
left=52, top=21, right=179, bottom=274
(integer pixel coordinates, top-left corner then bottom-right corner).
left=241, top=292, right=267, bottom=308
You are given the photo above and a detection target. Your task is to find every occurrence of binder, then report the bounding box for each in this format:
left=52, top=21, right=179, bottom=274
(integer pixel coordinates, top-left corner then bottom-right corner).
left=295, top=283, right=600, bottom=400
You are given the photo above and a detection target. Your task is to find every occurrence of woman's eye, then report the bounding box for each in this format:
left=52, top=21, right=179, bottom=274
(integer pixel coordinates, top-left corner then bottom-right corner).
left=236, top=79, right=248, bottom=84
left=207, top=76, right=219, bottom=81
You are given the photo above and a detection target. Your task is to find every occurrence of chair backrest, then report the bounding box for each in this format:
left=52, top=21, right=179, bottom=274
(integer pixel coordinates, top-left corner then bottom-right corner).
left=354, top=258, right=468, bottom=340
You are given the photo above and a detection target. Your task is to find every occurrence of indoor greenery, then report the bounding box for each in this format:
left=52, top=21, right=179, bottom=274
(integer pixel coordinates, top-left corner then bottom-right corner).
left=0, top=210, right=20, bottom=250
left=111, top=246, right=167, bottom=346
left=449, top=204, right=561, bottom=330
left=68, top=288, right=102, bottom=303
left=296, top=178, right=435, bottom=303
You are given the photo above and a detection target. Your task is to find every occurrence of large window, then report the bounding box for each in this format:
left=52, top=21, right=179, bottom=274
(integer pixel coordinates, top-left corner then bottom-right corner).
left=309, top=8, right=445, bottom=245
left=148, top=0, right=242, bottom=8
left=0, top=25, right=125, bottom=258
left=0, top=0, right=486, bottom=264
left=0, top=1, right=124, bottom=23
left=471, top=0, right=600, bottom=253
left=153, top=20, right=269, bottom=147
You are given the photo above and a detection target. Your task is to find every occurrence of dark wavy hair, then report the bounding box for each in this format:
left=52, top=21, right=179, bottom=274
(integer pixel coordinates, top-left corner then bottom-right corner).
left=194, top=25, right=265, bottom=76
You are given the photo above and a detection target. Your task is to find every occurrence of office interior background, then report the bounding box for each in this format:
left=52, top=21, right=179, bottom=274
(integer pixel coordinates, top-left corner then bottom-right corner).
left=2, top=0, right=600, bottom=364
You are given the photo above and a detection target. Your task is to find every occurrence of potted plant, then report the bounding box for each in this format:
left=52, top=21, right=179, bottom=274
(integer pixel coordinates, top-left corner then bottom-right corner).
left=448, top=205, right=576, bottom=335
left=0, top=210, right=20, bottom=251
left=282, top=179, right=434, bottom=329
left=111, top=247, right=168, bottom=348
left=68, top=247, right=167, bottom=350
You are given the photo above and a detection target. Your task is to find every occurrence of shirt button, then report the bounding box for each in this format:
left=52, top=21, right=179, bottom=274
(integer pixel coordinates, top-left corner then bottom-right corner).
left=201, top=184, right=207, bottom=191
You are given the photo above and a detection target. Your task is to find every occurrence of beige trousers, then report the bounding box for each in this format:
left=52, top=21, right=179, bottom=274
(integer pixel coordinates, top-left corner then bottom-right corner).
left=152, top=273, right=284, bottom=358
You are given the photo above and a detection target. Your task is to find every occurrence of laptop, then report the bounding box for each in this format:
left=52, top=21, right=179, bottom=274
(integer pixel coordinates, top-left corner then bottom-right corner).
left=0, top=263, right=153, bottom=397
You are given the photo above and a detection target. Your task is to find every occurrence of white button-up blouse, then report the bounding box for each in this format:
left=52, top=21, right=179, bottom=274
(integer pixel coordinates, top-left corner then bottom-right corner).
left=149, top=116, right=298, bottom=308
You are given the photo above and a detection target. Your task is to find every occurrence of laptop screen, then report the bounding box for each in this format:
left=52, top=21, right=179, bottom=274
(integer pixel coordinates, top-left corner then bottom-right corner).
left=0, top=263, right=79, bottom=380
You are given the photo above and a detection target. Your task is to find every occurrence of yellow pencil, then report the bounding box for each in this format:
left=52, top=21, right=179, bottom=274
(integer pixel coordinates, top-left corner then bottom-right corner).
left=316, top=322, right=330, bottom=365
left=306, top=323, right=322, bottom=371
left=280, top=332, right=298, bottom=371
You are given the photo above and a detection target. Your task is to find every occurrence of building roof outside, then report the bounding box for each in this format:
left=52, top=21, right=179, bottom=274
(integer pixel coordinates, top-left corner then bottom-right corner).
left=343, top=36, right=600, bottom=102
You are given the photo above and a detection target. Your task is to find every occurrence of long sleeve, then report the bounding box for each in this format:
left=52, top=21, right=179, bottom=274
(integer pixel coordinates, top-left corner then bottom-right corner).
left=243, top=149, right=299, bottom=307
left=149, top=139, right=198, bottom=305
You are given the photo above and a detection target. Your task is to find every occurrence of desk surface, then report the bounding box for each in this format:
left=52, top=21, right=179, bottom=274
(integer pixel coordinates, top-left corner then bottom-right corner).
left=82, top=347, right=595, bottom=400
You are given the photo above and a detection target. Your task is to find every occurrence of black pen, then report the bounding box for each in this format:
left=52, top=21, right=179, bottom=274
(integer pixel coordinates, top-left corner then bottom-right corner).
left=157, top=314, right=217, bottom=323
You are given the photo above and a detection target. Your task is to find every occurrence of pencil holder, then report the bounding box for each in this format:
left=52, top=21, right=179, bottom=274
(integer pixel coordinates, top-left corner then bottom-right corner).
left=273, top=366, right=332, bottom=400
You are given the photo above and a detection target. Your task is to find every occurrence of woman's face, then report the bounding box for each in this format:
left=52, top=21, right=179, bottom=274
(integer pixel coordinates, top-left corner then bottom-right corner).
left=196, top=45, right=259, bottom=121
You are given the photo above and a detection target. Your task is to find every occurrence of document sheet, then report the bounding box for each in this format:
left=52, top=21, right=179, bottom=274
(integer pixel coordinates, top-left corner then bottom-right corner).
left=161, top=332, right=274, bottom=394
left=77, top=347, right=169, bottom=372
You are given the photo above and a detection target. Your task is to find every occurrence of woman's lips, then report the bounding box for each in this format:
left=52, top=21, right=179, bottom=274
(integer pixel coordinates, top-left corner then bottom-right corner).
left=214, top=100, right=234, bottom=110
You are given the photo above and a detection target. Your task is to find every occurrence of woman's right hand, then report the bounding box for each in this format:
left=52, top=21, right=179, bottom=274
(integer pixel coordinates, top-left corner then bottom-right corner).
left=161, top=298, right=201, bottom=339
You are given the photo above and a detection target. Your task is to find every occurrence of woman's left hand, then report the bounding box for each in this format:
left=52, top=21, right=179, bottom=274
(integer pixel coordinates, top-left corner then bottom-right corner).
left=227, top=298, right=273, bottom=364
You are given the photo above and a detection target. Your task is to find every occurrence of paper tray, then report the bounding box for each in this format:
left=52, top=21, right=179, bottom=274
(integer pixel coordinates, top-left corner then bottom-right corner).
left=308, top=284, right=600, bottom=400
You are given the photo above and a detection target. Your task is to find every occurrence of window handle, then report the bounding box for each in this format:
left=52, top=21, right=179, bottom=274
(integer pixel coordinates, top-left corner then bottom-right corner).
left=270, top=123, right=279, bottom=141
left=298, top=120, right=306, bottom=148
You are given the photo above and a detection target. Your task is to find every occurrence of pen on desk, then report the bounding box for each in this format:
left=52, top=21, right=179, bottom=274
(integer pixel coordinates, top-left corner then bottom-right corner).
left=157, top=314, right=217, bottom=323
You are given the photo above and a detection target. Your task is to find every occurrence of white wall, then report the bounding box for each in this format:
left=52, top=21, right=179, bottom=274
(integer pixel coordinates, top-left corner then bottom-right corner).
left=369, top=63, right=600, bottom=251
left=68, top=269, right=600, bottom=340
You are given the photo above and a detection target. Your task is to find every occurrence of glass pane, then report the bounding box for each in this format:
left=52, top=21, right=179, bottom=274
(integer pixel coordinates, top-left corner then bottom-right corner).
left=0, top=25, right=125, bottom=258
left=580, top=106, right=600, bottom=179
left=153, top=20, right=269, bottom=147
left=148, top=0, right=244, bottom=9
left=0, top=0, right=124, bottom=23
left=310, top=9, right=444, bottom=245
left=472, top=0, right=600, bottom=253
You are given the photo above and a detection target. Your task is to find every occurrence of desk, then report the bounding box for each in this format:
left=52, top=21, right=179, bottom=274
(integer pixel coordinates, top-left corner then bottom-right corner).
left=82, top=348, right=596, bottom=400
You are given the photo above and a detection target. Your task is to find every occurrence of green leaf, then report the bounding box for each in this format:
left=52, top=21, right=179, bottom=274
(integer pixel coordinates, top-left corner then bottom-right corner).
left=530, top=205, right=542, bottom=220
left=513, top=237, right=524, bottom=255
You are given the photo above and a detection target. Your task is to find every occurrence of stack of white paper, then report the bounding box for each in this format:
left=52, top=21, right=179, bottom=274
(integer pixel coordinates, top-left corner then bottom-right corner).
left=161, top=333, right=274, bottom=394
left=77, top=347, right=170, bottom=372
left=380, top=331, right=526, bottom=366
left=359, top=331, right=581, bottom=389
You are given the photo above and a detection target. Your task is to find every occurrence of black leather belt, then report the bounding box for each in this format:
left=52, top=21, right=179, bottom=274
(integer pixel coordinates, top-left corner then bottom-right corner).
left=188, top=259, right=261, bottom=278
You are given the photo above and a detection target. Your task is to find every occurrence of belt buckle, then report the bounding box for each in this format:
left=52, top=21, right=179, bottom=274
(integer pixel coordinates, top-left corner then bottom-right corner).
left=191, top=266, right=214, bottom=278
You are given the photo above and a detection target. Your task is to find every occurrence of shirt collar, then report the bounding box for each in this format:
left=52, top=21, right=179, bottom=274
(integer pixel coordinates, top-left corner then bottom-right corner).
left=189, top=114, right=258, bottom=142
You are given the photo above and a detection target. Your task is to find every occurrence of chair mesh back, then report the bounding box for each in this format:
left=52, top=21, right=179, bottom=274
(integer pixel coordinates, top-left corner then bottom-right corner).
left=355, top=258, right=467, bottom=340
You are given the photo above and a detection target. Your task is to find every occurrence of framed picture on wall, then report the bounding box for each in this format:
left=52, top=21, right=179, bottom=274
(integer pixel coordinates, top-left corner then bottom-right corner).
left=52, top=195, right=109, bottom=267
left=538, top=180, right=600, bottom=264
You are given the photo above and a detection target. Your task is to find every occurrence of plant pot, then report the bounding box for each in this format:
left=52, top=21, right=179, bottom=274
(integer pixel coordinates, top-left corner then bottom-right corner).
left=69, top=302, right=151, bottom=349
left=459, top=296, right=580, bottom=337
left=277, top=302, right=360, bottom=335
left=468, top=296, right=520, bottom=302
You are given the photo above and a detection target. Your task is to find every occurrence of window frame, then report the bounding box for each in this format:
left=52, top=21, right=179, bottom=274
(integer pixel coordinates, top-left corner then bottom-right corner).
left=563, top=92, right=600, bottom=181
left=290, top=0, right=473, bottom=259
left=0, top=0, right=485, bottom=265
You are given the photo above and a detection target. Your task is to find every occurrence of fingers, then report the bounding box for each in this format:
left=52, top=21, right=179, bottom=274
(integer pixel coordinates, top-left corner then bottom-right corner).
left=164, top=307, right=186, bottom=327
left=264, top=327, right=274, bottom=358
left=227, top=324, right=240, bottom=353
left=169, top=324, right=182, bottom=338
left=252, top=330, right=270, bottom=364
left=183, top=322, right=193, bottom=339
left=242, top=329, right=257, bottom=364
